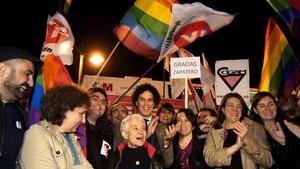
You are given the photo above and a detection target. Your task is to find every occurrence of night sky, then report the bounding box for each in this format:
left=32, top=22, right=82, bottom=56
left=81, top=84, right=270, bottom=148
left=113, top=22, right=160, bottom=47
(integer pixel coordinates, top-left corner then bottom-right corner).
left=1, top=0, right=299, bottom=88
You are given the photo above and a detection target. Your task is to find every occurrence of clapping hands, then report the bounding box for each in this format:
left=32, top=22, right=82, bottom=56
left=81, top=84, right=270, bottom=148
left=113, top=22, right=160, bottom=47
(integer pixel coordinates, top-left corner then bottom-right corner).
left=264, top=122, right=286, bottom=145
left=233, top=121, right=248, bottom=147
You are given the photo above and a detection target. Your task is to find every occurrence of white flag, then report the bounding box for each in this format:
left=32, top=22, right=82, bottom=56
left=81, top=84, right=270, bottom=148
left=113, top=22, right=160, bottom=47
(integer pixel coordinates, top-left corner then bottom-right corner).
left=40, top=12, right=75, bottom=65
left=157, top=2, right=235, bottom=62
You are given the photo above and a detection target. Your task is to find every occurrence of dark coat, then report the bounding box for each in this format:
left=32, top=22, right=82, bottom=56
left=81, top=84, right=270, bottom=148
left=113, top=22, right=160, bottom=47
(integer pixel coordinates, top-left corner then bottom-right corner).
left=86, top=117, right=113, bottom=169
left=267, top=119, right=300, bottom=169
left=107, top=142, right=161, bottom=169
left=169, top=133, right=212, bottom=169
left=0, top=101, right=26, bottom=169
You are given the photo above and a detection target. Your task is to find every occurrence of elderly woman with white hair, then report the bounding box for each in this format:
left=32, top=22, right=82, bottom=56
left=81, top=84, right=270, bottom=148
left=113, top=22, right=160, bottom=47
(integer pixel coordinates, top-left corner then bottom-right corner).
left=107, top=114, right=164, bottom=169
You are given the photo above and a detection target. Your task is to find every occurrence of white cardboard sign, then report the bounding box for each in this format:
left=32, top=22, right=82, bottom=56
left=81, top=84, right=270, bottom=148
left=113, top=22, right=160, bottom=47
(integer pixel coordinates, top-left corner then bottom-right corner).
left=215, top=59, right=250, bottom=105
left=170, top=57, right=201, bottom=79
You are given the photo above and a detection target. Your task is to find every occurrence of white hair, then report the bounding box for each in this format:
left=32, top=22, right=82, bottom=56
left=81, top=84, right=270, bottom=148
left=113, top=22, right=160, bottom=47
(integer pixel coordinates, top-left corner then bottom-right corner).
left=120, top=114, right=145, bottom=133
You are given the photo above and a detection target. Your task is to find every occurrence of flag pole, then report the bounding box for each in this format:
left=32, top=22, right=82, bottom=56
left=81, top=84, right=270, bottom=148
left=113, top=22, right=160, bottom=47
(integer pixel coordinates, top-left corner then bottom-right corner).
left=188, top=80, right=200, bottom=113
left=111, top=61, right=159, bottom=106
left=185, top=78, right=188, bottom=108
left=91, top=41, right=121, bottom=84
left=162, top=58, right=166, bottom=98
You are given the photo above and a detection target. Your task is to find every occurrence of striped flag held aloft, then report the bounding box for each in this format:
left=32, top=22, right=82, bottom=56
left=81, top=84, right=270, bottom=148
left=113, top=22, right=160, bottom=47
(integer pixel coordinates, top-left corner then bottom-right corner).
left=259, top=18, right=300, bottom=104
left=267, top=0, right=300, bottom=38
left=158, top=2, right=235, bottom=62
left=29, top=55, right=73, bottom=125
left=114, top=0, right=177, bottom=59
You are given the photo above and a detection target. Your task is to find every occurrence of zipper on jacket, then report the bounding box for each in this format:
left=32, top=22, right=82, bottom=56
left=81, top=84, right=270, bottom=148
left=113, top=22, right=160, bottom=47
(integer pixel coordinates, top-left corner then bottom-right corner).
left=114, top=150, right=123, bottom=169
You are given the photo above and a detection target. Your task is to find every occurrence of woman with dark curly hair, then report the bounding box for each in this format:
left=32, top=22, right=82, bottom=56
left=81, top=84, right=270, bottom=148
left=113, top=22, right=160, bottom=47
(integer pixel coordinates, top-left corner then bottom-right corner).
left=18, top=85, right=93, bottom=169
left=203, top=93, right=274, bottom=169
left=250, top=91, right=300, bottom=169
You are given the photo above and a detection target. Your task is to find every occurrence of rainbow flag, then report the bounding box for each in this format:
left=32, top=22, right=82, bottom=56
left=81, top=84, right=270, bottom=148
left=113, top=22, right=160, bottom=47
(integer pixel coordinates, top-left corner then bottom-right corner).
left=267, top=0, right=300, bottom=38
left=259, top=18, right=300, bottom=104
left=29, top=55, right=73, bottom=125
left=28, top=70, right=44, bottom=125
left=114, top=0, right=176, bottom=59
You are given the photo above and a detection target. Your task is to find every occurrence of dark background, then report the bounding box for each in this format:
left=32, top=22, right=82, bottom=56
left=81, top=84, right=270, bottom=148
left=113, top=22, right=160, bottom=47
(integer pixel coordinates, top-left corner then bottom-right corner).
left=1, top=0, right=299, bottom=88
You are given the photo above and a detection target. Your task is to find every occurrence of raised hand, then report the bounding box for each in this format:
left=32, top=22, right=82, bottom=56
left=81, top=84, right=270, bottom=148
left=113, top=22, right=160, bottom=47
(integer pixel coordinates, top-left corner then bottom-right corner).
left=162, top=123, right=179, bottom=148
left=204, top=115, right=216, bottom=125
left=226, top=121, right=247, bottom=156
left=164, top=124, right=178, bottom=140
left=199, top=123, right=210, bottom=132
left=147, top=116, right=159, bottom=138
left=233, top=121, right=248, bottom=146
left=264, top=121, right=286, bottom=145
left=284, top=120, right=300, bottom=140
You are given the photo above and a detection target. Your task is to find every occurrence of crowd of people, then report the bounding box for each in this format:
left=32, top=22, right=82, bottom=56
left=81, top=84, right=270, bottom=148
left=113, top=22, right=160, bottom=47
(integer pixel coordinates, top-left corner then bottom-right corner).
left=1, top=46, right=300, bottom=169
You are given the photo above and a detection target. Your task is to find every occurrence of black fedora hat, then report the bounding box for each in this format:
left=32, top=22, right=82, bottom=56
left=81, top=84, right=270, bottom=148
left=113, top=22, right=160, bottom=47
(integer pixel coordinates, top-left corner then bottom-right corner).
left=0, top=46, right=40, bottom=63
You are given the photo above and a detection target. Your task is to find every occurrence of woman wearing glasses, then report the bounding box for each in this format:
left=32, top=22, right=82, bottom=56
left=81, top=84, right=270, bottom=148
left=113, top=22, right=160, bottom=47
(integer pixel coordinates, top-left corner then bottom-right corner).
left=203, top=93, right=274, bottom=169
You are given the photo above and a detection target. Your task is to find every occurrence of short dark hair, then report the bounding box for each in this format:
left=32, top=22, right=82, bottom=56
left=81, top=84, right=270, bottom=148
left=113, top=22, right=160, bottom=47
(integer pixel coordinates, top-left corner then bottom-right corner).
left=214, top=93, right=248, bottom=129
left=157, top=102, right=175, bottom=115
left=40, top=85, right=90, bottom=126
left=87, top=87, right=108, bottom=118
left=88, top=87, right=107, bottom=100
left=132, top=83, right=161, bottom=107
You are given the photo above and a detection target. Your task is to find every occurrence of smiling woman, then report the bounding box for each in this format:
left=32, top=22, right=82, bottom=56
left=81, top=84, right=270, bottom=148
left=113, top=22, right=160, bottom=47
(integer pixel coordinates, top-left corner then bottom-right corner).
left=17, top=85, right=93, bottom=169
left=250, top=91, right=300, bottom=169
left=203, top=92, right=274, bottom=169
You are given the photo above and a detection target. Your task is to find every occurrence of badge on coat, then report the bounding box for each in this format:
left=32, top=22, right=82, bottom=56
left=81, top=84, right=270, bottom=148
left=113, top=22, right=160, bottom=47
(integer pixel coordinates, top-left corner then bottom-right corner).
left=100, top=140, right=111, bottom=158
left=16, top=121, right=22, bottom=129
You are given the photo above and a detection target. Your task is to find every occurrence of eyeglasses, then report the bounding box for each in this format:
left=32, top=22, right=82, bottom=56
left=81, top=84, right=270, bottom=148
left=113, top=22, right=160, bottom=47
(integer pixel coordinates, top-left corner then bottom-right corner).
left=225, top=104, right=243, bottom=111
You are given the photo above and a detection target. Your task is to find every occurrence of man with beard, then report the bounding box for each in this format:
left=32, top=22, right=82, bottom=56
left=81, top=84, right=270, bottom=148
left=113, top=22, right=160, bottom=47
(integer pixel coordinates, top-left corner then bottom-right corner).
left=0, top=46, right=37, bottom=169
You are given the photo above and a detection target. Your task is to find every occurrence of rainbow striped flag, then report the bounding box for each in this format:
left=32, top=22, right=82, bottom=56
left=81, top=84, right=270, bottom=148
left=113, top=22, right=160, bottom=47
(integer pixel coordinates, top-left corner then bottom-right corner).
left=114, top=0, right=177, bottom=59
left=267, top=0, right=300, bottom=38
left=28, top=70, right=44, bottom=125
left=259, top=18, right=300, bottom=104
left=29, top=55, right=73, bottom=125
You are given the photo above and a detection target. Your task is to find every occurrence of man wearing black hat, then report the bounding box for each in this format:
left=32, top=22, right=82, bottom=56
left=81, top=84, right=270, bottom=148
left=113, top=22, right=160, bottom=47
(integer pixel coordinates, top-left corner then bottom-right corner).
left=0, top=46, right=37, bottom=169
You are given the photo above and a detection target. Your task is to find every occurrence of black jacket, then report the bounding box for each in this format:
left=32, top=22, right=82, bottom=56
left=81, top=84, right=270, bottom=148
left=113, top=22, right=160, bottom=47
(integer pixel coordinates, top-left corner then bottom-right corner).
left=169, top=133, right=212, bottom=169
left=107, top=142, right=161, bottom=169
left=0, top=101, right=26, bottom=169
left=268, top=120, right=300, bottom=169
left=86, top=117, right=113, bottom=169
